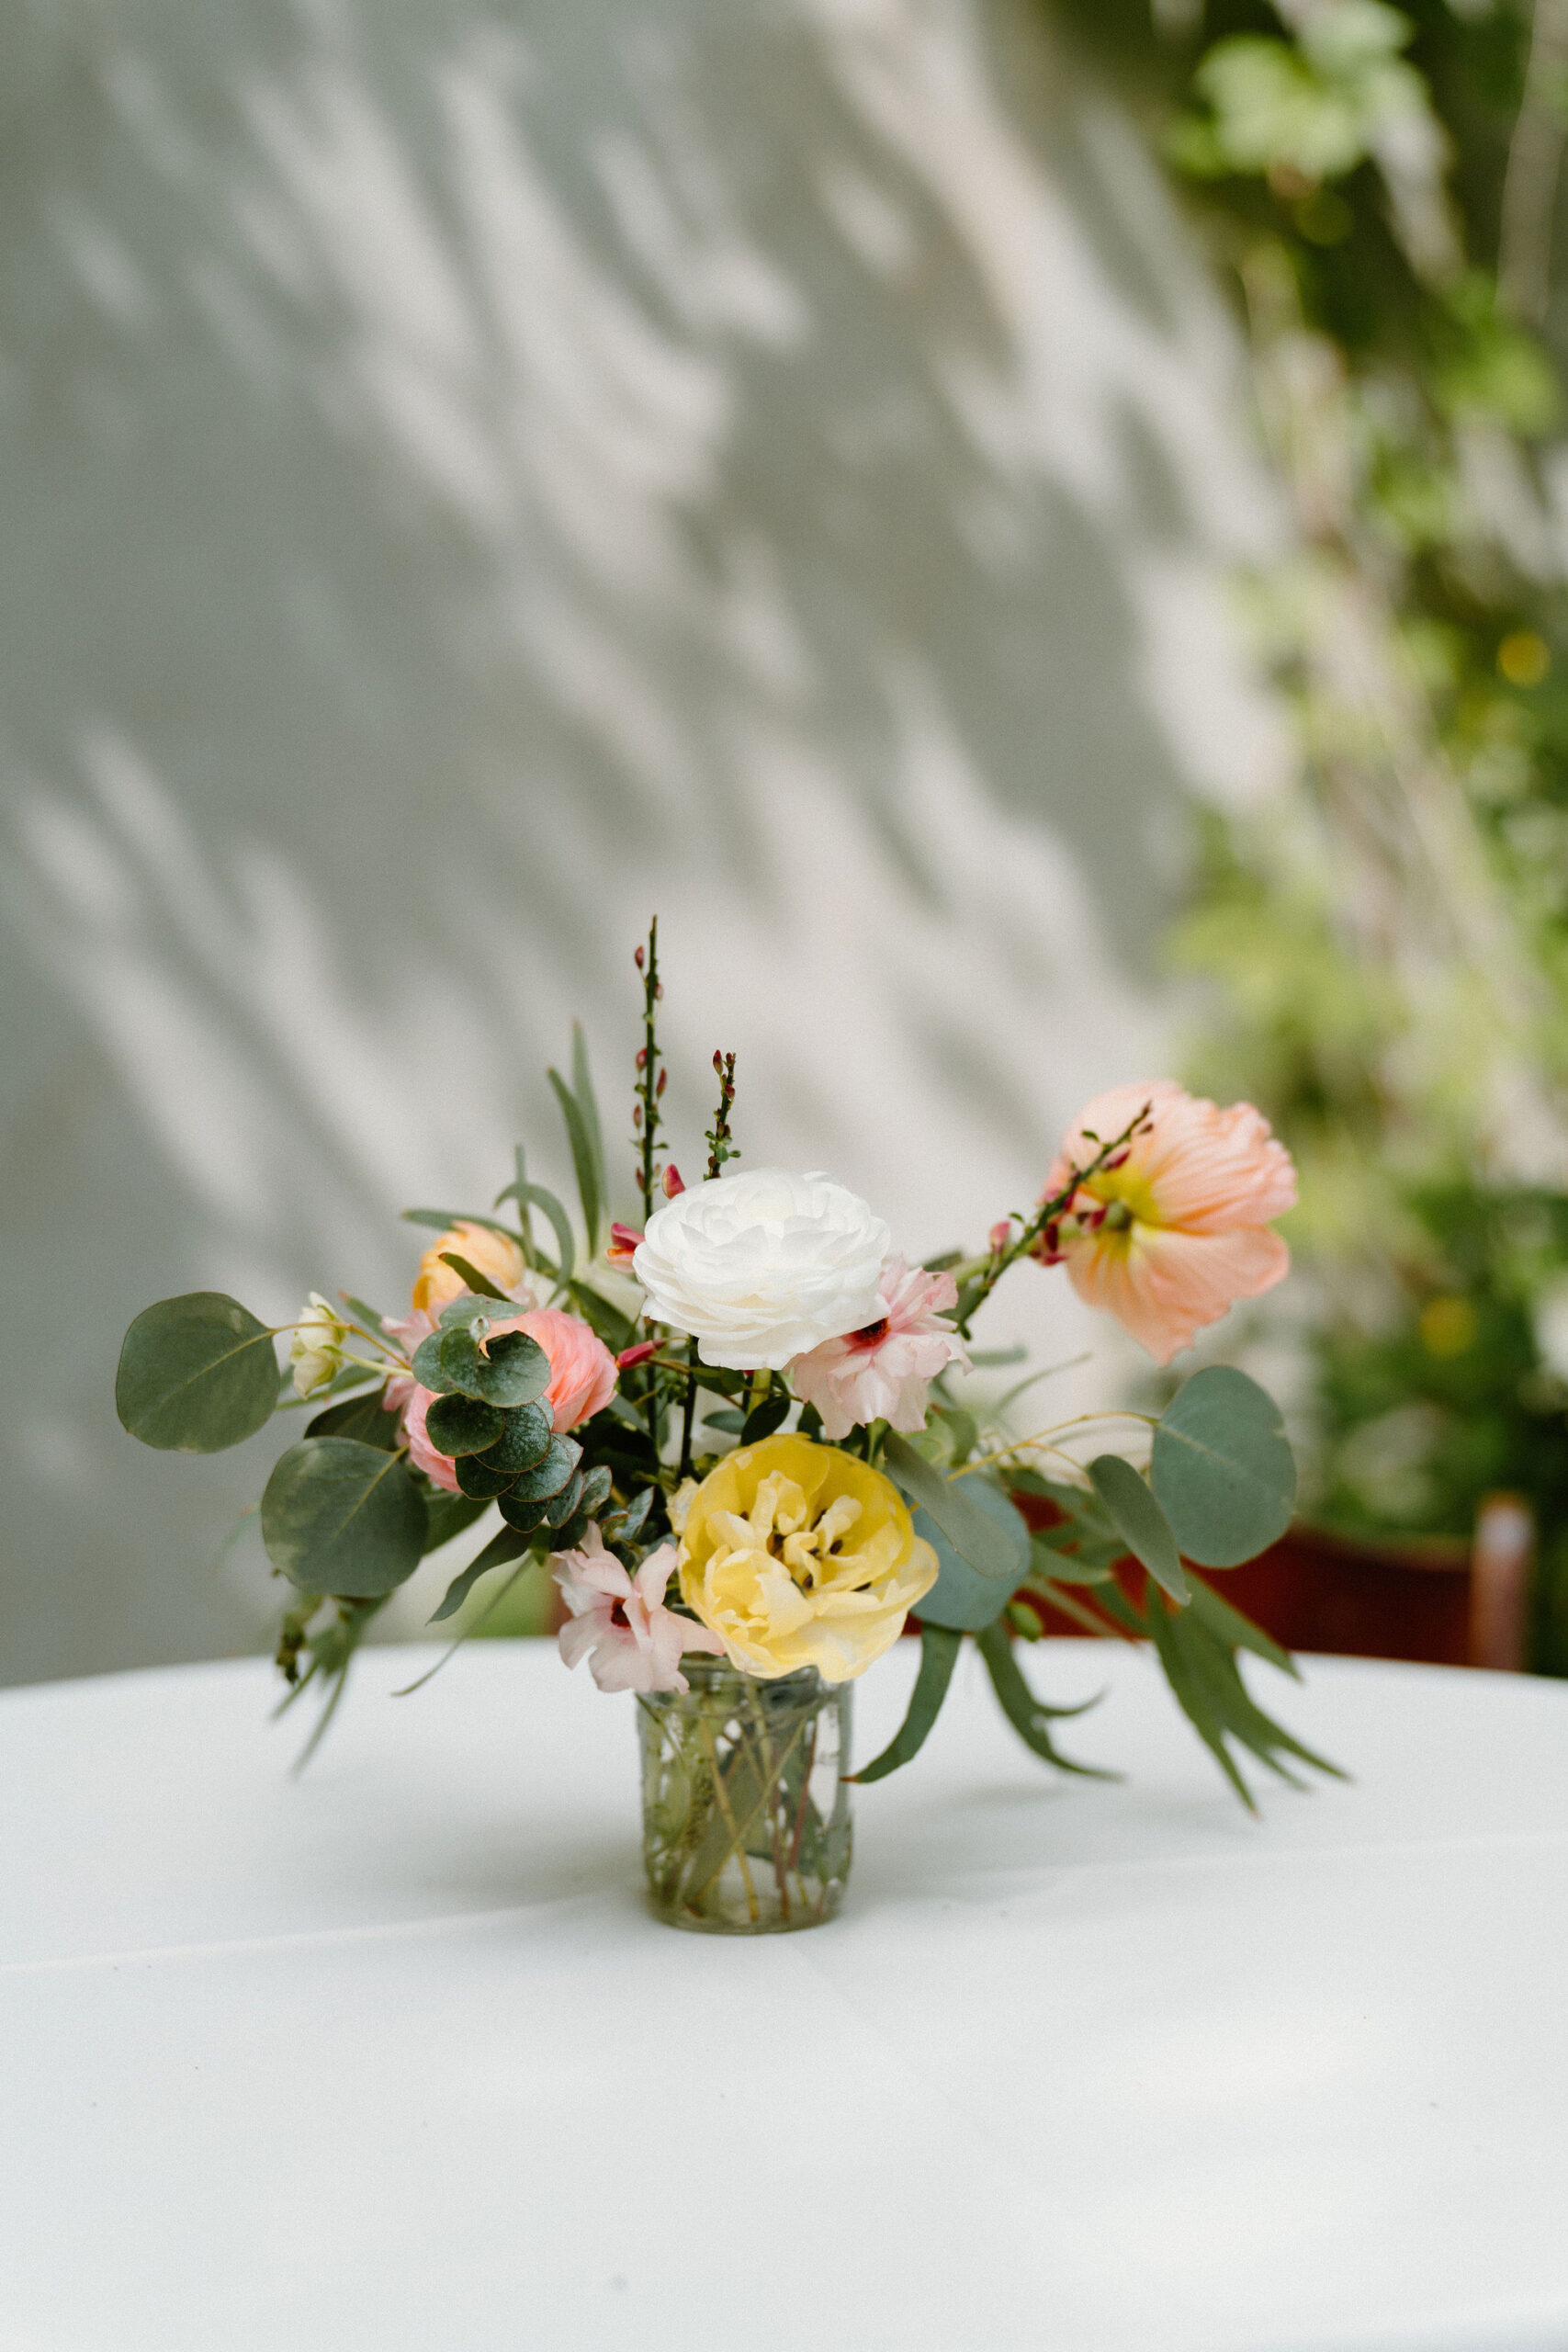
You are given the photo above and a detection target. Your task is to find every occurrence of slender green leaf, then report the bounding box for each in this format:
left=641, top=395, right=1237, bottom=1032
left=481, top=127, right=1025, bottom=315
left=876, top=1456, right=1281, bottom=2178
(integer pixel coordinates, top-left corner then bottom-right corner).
left=884, top=1430, right=1027, bottom=1582
left=572, top=1023, right=607, bottom=1242
left=495, top=1176, right=576, bottom=1288
left=261, top=1439, right=427, bottom=1597
left=1185, top=1569, right=1297, bottom=1676
left=429, top=1523, right=535, bottom=1622
left=117, top=1293, right=279, bottom=1453
left=976, top=1623, right=1111, bottom=1776
left=338, top=1294, right=391, bottom=1340
left=852, top=1624, right=962, bottom=1782
left=1088, top=1453, right=1190, bottom=1604
left=1151, top=1366, right=1295, bottom=1567
left=437, top=1251, right=511, bottom=1302
left=548, top=1064, right=602, bottom=1260
left=913, top=1482, right=1032, bottom=1632
left=566, top=1280, right=638, bottom=1351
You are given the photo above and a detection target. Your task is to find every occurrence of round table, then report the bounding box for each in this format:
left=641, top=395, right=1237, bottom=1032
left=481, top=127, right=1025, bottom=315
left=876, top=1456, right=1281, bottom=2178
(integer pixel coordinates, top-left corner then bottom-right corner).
left=4, top=1638, right=1566, bottom=2351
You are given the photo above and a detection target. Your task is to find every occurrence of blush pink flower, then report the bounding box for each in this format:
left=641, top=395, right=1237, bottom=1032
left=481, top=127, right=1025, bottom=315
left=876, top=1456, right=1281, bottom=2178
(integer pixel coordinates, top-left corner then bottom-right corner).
left=553, top=1530, right=724, bottom=1694
left=1039, top=1080, right=1296, bottom=1366
left=786, top=1259, right=970, bottom=1440
left=383, top=1304, right=615, bottom=1490
left=509, top=1307, right=618, bottom=1432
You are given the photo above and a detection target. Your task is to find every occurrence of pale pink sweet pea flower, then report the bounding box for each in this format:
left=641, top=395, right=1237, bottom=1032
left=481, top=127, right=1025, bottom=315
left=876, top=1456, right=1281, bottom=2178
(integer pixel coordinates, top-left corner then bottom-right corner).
left=553, top=1531, right=724, bottom=1694
left=1038, top=1080, right=1296, bottom=1366
left=787, top=1259, right=970, bottom=1440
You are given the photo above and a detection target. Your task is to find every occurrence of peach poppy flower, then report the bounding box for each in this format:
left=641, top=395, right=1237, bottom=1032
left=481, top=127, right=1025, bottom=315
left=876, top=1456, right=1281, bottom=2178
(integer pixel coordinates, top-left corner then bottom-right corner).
left=1038, top=1080, right=1296, bottom=1366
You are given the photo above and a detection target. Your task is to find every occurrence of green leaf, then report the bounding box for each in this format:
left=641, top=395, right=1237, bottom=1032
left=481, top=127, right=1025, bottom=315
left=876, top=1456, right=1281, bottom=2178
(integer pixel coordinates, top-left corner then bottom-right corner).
left=542, top=1468, right=586, bottom=1528
left=437, top=1326, right=550, bottom=1408
left=423, top=1393, right=506, bottom=1457
left=429, top=1523, right=535, bottom=1623
left=741, top=1391, right=791, bottom=1443
left=454, top=1453, right=526, bottom=1500
left=421, top=1492, right=490, bottom=1554
left=572, top=1023, right=607, bottom=1241
left=1087, top=1454, right=1190, bottom=1604
left=339, top=1294, right=392, bottom=1339
left=548, top=1060, right=603, bottom=1259
left=577, top=1464, right=613, bottom=1519
left=1142, top=1586, right=1341, bottom=1812
left=494, top=1173, right=576, bottom=1289
left=883, top=1430, right=1028, bottom=1582
left=851, top=1624, right=962, bottom=1782
left=702, top=1408, right=747, bottom=1434
left=473, top=1400, right=554, bottom=1477
left=116, top=1293, right=279, bottom=1453
left=500, top=1433, right=582, bottom=1507
left=306, top=1388, right=399, bottom=1450
left=496, top=1491, right=547, bottom=1534
left=437, top=1251, right=512, bottom=1302
left=1151, top=1366, right=1295, bottom=1567
left=566, top=1280, right=638, bottom=1352
left=912, top=1481, right=1032, bottom=1632
left=261, top=1439, right=428, bottom=1597
left=1185, top=1568, right=1297, bottom=1676
left=436, top=1292, right=508, bottom=1331
left=976, top=1623, right=1111, bottom=1777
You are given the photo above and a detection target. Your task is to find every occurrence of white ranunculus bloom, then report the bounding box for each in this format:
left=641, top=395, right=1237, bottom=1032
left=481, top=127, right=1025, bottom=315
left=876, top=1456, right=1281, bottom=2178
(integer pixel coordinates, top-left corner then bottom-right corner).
left=632, top=1168, right=891, bottom=1370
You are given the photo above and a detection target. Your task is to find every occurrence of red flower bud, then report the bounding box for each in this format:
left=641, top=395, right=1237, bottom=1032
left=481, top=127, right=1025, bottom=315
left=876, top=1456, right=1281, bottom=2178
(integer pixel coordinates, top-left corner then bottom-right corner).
left=605, top=1221, right=646, bottom=1269
left=988, top=1219, right=1011, bottom=1253
left=616, top=1340, right=659, bottom=1369
left=661, top=1163, right=685, bottom=1198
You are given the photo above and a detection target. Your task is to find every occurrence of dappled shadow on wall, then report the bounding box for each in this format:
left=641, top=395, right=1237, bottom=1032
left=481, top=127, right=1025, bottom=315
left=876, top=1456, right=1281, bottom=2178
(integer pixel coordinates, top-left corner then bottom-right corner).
left=1, top=0, right=1287, bottom=1676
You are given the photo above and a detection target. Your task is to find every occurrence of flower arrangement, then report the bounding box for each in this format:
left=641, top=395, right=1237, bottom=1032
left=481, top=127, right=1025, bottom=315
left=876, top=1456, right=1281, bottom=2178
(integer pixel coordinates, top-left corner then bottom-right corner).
left=117, top=922, right=1334, bottom=1930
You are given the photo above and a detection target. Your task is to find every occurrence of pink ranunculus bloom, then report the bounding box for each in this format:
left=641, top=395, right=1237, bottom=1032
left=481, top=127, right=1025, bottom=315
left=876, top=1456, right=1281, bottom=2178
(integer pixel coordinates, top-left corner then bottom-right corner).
left=385, top=1302, right=618, bottom=1490
left=507, top=1307, right=618, bottom=1432
left=553, top=1531, right=724, bottom=1694
left=1040, top=1080, right=1297, bottom=1366
left=787, top=1258, right=970, bottom=1441
left=401, top=1382, right=461, bottom=1492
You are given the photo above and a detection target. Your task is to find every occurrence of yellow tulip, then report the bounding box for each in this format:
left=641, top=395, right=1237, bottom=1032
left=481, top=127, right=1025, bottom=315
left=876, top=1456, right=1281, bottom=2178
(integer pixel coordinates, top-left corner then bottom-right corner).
left=678, top=1432, right=937, bottom=1683
left=411, top=1221, right=525, bottom=1315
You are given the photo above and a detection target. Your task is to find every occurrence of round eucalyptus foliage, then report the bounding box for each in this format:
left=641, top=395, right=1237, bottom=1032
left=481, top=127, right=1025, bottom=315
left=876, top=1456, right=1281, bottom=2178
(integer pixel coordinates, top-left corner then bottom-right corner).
left=261, top=1437, right=428, bottom=1597
left=1150, top=1366, right=1295, bottom=1569
left=116, top=1293, right=279, bottom=1453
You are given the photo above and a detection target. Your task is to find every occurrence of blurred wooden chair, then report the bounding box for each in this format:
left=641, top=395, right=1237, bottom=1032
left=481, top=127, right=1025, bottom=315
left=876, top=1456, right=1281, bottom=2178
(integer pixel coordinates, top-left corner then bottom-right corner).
left=1018, top=1492, right=1534, bottom=1669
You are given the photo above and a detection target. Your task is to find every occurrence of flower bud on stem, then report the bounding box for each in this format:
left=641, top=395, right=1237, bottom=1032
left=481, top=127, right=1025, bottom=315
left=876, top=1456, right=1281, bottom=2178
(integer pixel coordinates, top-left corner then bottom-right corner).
left=954, top=1102, right=1152, bottom=1337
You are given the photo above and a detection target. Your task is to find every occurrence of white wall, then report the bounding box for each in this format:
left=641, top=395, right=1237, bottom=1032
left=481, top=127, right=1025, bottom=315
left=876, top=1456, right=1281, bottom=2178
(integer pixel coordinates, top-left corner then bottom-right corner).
left=0, top=0, right=1287, bottom=1681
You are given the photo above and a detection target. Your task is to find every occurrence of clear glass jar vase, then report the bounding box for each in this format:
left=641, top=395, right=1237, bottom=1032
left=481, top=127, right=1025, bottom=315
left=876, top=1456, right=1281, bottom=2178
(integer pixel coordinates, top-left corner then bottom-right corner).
left=637, top=1659, right=852, bottom=1933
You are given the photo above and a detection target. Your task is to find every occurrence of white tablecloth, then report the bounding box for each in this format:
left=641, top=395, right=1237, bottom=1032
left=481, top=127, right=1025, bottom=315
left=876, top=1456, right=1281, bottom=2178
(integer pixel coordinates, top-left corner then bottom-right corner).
left=4, top=1638, right=1566, bottom=2352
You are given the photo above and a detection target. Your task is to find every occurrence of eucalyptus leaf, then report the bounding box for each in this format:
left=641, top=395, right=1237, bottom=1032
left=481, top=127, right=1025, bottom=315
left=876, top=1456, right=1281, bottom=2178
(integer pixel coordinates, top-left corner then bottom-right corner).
left=474, top=1400, right=554, bottom=1478
left=502, top=1433, right=582, bottom=1504
left=496, top=1490, right=547, bottom=1534
left=454, top=1453, right=526, bottom=1501
left=1150, top=1366, right=1295, bottom=1568
left=437, top=1326, right=550, bottom=1408
left=542, top=1468, right=586, bottom=1528
left=851, top=1625, right=962, bottom=1782
left=116, top=1293, right=279, bottom=1453
left=261, top=1438, right=428, bottom=1597
left=1087, top=1453, right=1190, bottom=1604
left=576, top=1464, right=614, bottom=1519
left=424, top=1393, right=506, bottom=1458
left=883, top=1430, right=1027, bottom=1583
left=306, top=1389, right=400, bottom=1451
left=429, top=1524, right=535, bottom=1623
left=421, top=1492, right=491, bottom=1554
left=976, top=1623, right=1111, bottom=1778
left=912, top=1482, right=1032, bottom=1632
